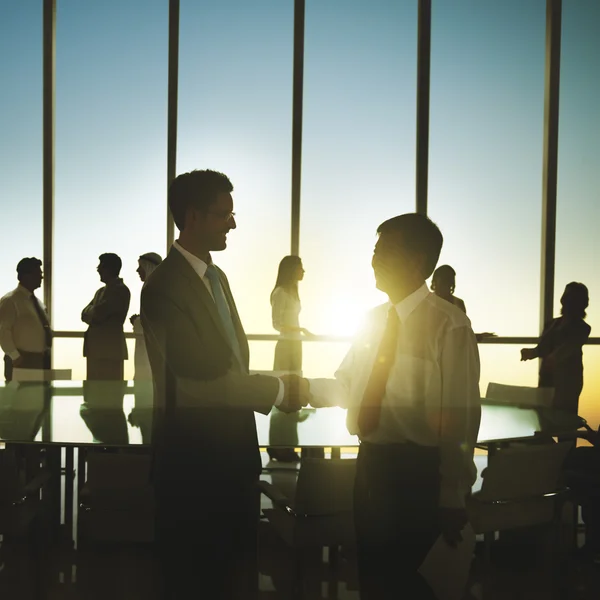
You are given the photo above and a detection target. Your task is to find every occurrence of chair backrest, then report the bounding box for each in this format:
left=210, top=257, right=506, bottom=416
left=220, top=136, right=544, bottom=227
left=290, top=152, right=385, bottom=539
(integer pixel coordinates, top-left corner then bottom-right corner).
left=477, top=442, right=572, bottom=502
left=293, top=458, right=356, bottom=516
left=485, top=382, right=554, bottom=408
left=86, top=452, right=152, bottom=490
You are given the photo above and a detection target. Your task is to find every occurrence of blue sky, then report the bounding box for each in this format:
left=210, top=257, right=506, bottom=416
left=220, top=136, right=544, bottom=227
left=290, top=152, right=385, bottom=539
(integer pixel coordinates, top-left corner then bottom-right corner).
left=1, top=0, right=599, bottom=422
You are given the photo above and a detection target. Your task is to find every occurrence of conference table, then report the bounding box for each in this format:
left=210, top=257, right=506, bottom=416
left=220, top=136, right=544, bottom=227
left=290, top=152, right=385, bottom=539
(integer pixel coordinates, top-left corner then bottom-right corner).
left=0, top=380, right=586, bottom=543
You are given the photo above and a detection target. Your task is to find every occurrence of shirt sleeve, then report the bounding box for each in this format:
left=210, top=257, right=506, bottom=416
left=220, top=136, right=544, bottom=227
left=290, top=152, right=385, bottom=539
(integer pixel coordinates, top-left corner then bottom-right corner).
left=430, top=324, right=481, bottom=509
left=308, top=341, right=357, bottom=408
left=0, top=297, right=20, bottom=359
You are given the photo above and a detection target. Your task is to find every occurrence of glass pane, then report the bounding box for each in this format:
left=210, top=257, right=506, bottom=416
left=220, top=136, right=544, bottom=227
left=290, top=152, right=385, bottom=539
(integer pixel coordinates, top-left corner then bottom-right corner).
left=0, top=1, right=42, bottom=298
left=300, top=0, right=417, bottom=337
left=53, top=337, right=135, bottom=381
left=555, top=1, right=600, bottom=334
left=54, top=0, right=168, bottom=331
left=303, top=341, right=352, bottom=379
left=428, top=1, right=545, bottom=336
left=581, top=346, right=600, bottom=430
left=478, top=344, right=539, bottom=398
left=177, top=0, right=293, bottom=336
left=248, top=341, right=276, bottom=373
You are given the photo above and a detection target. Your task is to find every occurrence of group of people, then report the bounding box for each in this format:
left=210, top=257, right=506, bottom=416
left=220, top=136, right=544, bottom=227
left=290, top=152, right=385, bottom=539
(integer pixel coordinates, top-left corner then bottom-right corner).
left=0, top=167, right=593, bottom=599
left=0, top=252, right=164, bottom=384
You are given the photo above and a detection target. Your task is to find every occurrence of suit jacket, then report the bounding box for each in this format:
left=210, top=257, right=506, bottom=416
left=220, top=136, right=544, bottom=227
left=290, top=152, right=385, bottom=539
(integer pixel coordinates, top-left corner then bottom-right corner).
left=82, top=278, right=131, bottom=360
left=140, top=247, right=278, bottom=493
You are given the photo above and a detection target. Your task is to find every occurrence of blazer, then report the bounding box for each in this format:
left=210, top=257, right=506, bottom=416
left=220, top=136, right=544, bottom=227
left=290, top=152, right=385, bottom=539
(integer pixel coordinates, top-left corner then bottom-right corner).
left=82, top=279, right=131, bottom=360
left=140, top=247, right=278, bottom=492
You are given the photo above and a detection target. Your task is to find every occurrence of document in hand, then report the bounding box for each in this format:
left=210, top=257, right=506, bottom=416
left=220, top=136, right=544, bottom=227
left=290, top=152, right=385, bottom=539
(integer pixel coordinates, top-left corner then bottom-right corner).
left=418, top=523, right=476, bottom=600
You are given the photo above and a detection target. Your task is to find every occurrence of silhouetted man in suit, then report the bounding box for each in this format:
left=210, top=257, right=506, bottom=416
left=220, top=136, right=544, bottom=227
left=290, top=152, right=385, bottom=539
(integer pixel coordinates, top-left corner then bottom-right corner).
left=141, top=169, right=305, bottom=599
left=81, top=253, right=130, bottom=380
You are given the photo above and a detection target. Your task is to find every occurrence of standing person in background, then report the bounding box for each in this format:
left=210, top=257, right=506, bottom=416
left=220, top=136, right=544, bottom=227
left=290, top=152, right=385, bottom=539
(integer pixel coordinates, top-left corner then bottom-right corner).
left=128, top=252, right=163, bottom=433
left=521, top=282, right=591, bottom=414
left=130, top=252, right=163, bottom=381
left=0, top=258, right=52, bottom=381
left=431, top=264, right=495, bottom=341
left=268, top=255, right=313, bottom=462
left=81, top=253, right=131, bottom=381
left=431, top=265, right=466, bottom=313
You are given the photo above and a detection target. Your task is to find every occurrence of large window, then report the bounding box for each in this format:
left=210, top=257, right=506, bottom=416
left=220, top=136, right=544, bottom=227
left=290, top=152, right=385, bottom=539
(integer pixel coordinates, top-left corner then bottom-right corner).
left=428, top=1, right=545, bottom=337
left=300, top=0, right=417, bottom=351
left=177, top=0, right=294, bottom=371
left=555, top=0, right=600, bottom=335
left=53, top=0, right=168, bottom=379
left=0, top=1, right=42, bottom=298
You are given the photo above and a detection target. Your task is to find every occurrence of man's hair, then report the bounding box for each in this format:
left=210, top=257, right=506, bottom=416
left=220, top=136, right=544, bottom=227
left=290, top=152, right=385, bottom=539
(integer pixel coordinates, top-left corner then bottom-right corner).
left=16, top=257, right=42, bottom=280
left=376, top=213, right=443, bottom=279
left=99, top=253, right=122, bottom=276
left=168, top=169, right=234, bottom=231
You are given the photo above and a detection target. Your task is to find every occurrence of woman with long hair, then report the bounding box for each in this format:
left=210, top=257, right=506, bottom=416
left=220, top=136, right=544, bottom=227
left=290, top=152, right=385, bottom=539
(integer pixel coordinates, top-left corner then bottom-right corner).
left=521, top=282, right=591, bottom=414
left=271, top=255, right=312, bottom=370
left=268, top=255, right=312, bottom=462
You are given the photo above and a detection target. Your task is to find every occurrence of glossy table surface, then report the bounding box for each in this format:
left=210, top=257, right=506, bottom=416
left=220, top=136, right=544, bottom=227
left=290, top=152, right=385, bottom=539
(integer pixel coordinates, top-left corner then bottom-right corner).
left=0, top=381, right=585, bottom=448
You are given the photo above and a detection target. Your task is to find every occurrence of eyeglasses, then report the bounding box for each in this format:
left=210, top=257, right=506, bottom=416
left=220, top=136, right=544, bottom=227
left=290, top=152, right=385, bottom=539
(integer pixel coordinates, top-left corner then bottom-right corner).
left=208, top=210, right=236, bottom=222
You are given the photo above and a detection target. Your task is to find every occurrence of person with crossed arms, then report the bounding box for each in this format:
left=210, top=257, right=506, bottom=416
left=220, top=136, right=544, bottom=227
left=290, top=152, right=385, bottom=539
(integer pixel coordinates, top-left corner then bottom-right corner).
left=283, top=213, right=481, bottom=600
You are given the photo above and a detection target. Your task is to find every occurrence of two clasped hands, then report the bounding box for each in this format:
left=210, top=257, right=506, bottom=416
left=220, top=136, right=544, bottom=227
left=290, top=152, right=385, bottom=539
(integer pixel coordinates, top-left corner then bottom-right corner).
left=277, top=374, right=311, bottom=413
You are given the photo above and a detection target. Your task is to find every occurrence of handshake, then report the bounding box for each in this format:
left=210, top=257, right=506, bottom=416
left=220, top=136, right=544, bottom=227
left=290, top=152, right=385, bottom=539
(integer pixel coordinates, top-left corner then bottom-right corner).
left=277, top=374, right=311, bottom=413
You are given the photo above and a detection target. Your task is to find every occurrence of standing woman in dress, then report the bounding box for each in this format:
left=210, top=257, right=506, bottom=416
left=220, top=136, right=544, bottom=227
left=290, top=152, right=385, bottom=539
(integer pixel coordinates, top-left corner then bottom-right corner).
left=268, top=255, right=312, bottom=462
left=521, top=282, right=591, bottom=414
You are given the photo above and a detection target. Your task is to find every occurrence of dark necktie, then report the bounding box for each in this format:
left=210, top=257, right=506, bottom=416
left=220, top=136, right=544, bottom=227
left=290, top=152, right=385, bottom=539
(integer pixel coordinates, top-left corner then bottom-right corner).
left=30, top=294, right=52, bottom=348
left=357, top=307, right=400, bottom=437
left=204, top=264, right=244, bottom=369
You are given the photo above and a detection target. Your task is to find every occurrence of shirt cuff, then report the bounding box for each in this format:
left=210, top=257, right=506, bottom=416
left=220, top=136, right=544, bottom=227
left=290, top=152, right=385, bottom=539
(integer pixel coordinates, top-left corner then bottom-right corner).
left=273, top=378, right=285, bottom=407
left=8, top=350, right=21, bottom=361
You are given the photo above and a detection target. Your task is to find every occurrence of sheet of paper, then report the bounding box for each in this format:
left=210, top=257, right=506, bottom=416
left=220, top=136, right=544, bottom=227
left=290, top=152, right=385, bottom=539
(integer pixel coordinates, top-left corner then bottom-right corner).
left=418, top=523, right=476, bottom=600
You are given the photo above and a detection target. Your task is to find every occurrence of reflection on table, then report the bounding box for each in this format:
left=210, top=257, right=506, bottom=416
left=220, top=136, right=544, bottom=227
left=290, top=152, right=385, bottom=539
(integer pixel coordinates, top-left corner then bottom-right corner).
left=0, top=381, right=586, bottom=449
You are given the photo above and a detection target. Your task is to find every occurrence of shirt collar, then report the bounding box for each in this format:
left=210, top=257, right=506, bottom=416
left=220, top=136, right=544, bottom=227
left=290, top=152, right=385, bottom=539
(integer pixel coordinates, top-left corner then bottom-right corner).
left=392, top=283, right=430, bottom=324
left=173, top=240, right=212, bottom=279
left=16, top=283, right=33, bottom=297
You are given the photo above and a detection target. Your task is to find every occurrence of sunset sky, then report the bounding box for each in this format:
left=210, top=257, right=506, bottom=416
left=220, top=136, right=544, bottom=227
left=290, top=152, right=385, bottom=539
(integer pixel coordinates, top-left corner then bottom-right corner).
left=1, top=0, right=599, bottom=426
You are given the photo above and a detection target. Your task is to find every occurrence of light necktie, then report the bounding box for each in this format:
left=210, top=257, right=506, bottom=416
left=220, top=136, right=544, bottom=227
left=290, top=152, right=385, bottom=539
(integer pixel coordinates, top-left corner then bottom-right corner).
left=30, top=294, right=52, bottom=349
left=204, top=265, right=244, bottom=369
left=357, top=306, right=399, bottom=437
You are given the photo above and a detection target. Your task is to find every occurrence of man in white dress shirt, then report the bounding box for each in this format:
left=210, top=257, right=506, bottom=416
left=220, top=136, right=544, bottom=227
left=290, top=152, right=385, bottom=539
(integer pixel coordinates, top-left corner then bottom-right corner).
left=0, top=257, right=52, bottom=382
left=289, top=214, right=481, bottom=599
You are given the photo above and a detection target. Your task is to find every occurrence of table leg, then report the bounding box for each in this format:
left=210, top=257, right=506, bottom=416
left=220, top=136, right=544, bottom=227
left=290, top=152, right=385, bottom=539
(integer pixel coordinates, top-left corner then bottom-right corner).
left=64, top=446, right=74, bottom=545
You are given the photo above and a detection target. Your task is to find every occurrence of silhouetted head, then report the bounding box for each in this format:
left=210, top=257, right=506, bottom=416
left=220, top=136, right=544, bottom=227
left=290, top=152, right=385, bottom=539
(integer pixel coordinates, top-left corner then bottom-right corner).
left=168, top=169, right=236, bottom=252
left=272, top=256, right=304, bottom=300
left=560, top=282, right=589, bottom=319
left=17, top=257, right=43, bottom=292
left=431, top=264, right=457, bottom=300
left=97, top=253, right=122, bottom=283
left=373, top=214, right=443, bottom=301
left=137, top=252, right=163, bottom=283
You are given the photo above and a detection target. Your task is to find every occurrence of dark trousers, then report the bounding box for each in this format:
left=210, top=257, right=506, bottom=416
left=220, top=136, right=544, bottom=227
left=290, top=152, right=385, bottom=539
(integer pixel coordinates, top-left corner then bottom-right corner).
left=354, top=441, right=441, bottom=600
left=86, top=358, right=124, bottom=381
left=4, top=350, right=50, bottom=382
left=155, top=480, right=260, bottom=600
